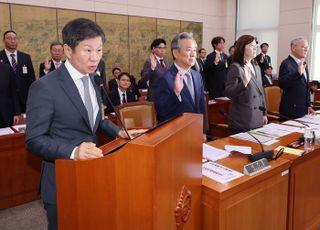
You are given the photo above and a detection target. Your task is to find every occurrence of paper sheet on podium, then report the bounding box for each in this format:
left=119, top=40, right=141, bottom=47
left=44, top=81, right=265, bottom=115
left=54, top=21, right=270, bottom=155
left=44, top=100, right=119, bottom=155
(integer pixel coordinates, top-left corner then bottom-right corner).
left=202, top=161, right=244, bottom=183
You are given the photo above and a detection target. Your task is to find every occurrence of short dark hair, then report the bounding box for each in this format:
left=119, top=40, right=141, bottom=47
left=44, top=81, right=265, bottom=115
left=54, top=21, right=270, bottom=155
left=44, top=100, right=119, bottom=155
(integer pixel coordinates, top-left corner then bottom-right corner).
left=50, top=41, right=63, bottom=49
left=211, top=36, right=225, bottom=48
left=117, top=72, right=130, bottom=80
left=150, top=38, right=166, bottom=50
left=260, top=43, right=269, bottom=49
left=112, top=67, right=121, bottom=75
left=198, top=48, right=206, bottom=53
left=3, top=30, right=17, bottom=39
left=62, top=18, right=105, bottom=50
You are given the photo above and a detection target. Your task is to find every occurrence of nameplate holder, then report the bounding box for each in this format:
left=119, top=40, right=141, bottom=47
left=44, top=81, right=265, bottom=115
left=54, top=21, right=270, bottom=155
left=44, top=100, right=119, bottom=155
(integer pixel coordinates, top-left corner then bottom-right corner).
left=243, top=158, right=271, bottom=176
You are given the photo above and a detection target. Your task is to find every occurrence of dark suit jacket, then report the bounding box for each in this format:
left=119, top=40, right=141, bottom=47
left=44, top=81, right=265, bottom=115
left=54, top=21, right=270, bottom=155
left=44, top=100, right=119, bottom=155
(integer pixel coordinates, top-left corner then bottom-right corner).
left=25, top=63, right=121, bottom=204
left=39, top=60, right=56, bottom=78
left=141, top=57, right=170, bottom=101
left=108, top=78, right=118, bottom=93
left=192, top=58, right=206, bottom=90
left=262, top=74, right=273, bottom=87
left=106, top=89, right=137, bottom=113
left=0, top=49, right=35, bottom=113
left=154, top=64, right=206, bottom=132
left=204, top=51, right=229, bottom=99
left=94, top=59, right=107, bottom=105
left=279, top=55, right=310, bottom=118
left=225, top=62, right=266, bottom=131
left=0, top=62, right=20, bottom=128
left=255, top=53, right=271, bottom=72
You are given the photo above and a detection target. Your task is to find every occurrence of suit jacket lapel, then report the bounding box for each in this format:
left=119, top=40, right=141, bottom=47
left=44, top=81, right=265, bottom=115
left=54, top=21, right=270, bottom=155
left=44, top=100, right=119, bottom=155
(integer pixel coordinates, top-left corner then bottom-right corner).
left=249, top=65, right=263, bottom=95
left=58, top=65, right=92, bottom=131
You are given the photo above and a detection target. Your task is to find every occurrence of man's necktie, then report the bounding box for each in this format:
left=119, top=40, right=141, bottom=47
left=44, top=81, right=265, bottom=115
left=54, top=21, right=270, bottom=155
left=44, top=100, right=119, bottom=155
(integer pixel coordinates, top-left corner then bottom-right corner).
left=160, top=59, right=166, bottom=69
left=81, top=76, right=94, bottom=129
left=10, top=53, right=17, bottom=73
left=185, top=72, right=195, bottom=103
left=122, top=93, right=126, bottom=104
left=220, top=53, right=224, bottom=63
left=55, top=62, right=61, bottom=69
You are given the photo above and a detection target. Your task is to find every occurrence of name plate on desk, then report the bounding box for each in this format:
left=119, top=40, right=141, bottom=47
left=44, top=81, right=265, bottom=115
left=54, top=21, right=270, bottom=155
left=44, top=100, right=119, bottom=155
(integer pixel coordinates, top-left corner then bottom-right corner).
left=243, top=158, right=271, bottom=176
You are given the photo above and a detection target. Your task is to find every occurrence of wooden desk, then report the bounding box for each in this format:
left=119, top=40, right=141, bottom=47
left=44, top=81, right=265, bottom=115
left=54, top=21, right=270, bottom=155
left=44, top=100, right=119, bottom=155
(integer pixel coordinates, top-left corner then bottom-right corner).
left=265, top=132, right=320, bottom=230
left=207, top=99, right=231, bottom=138
left=0, top=132, right=41, bottom=209
left=202, top=138, right=290, bottom=230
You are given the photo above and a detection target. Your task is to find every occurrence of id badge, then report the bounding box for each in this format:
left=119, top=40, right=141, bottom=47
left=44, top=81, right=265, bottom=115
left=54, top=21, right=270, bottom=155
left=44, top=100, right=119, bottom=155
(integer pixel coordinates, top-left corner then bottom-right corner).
left=22, top=65, right=28, bottom=74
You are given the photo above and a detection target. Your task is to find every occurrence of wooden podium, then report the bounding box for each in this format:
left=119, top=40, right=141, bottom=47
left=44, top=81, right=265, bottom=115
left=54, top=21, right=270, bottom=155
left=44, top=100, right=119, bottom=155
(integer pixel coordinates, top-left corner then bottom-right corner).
left=56, top=113, right=203, bottom=230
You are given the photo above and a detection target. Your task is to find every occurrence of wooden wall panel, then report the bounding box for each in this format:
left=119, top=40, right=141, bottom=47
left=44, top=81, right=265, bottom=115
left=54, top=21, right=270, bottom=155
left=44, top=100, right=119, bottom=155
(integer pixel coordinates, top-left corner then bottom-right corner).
left=96, top=13, right=129, bottom=81
left=11, top=4, right=57, bottom=79
left=0, top=3, right=10, bottom=51
left=129, top=16, right=156, bottom=80
left=57, top=9, right=95, bottom=42
left=156, top=19, right=180, bottom=64
left=181, top=21, right=203, bottom=50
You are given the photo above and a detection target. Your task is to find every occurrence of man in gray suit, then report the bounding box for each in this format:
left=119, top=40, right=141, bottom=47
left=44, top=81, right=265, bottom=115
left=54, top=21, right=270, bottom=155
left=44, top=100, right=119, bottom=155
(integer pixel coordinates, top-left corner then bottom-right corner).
left=25, top=18, right=130, bottom=230
left=141, top=38, right=170, bottom=101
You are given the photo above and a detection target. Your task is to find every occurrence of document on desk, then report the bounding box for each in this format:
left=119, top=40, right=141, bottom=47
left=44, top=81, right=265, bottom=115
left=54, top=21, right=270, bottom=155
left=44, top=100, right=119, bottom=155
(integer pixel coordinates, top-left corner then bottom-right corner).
left=12, top=124, right=26, bottom=133
left=263, top=123, right=303, bottom=133
left=231, top=132, right=275, bottom=144
left=203, top=143, right=230, bottom=161
left=202, top=161, right=244, bottom=183
left=0, top=127, right=14, bottom=135
left=296, top=115, right=320, bottom=125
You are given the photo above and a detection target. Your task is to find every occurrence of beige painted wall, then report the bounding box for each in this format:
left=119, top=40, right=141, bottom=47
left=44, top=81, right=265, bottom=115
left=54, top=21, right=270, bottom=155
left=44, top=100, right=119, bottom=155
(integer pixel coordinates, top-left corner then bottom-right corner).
left=278, top=0, right=313, bottom=70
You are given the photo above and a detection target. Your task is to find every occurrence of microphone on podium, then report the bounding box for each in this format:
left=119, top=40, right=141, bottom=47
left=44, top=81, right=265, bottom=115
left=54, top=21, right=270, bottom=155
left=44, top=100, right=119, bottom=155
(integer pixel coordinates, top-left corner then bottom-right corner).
left=218, top=109, right=274, bottom=162
left=94, top=72, right=132, bottom=141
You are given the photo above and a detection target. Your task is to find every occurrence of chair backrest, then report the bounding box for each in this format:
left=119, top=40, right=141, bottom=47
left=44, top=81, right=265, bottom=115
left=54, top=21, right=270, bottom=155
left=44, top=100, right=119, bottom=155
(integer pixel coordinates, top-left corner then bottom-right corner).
left=264, top=86, right=281, bottom=113
left=115, top=101, right=157, bottom=129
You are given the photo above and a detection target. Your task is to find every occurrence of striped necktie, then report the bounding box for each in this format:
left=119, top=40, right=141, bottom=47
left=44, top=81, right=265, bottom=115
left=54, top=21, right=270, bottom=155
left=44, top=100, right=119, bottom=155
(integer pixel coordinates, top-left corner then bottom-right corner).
left=81, top=76, right=94, bottom=129
left=185, top=72, right=195, bottom=103
left=10, top=53, right=17, bottom=73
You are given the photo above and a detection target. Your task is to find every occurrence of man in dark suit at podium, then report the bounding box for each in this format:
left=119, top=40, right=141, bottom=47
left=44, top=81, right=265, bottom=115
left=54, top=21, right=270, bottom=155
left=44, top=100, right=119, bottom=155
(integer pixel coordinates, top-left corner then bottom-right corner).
left=154, top=32, right=206, bottom=141
left=25, top=18, right=130, bottom=230
left=0, top=30, right=36, bottom=113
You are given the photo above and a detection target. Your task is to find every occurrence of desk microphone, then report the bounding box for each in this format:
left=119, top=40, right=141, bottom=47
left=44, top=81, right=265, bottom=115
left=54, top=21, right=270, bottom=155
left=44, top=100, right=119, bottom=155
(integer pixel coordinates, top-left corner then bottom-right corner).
left=94, top=73, right=132, bottom=140
left=258, top=106, right=310, bottom=127
left=218, top=109, right=274, bottom=162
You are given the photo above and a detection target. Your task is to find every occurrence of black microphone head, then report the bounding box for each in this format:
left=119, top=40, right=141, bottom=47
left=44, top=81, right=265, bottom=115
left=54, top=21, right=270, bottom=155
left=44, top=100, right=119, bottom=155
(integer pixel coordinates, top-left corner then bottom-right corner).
left=259, top=106, right=266, bottom=112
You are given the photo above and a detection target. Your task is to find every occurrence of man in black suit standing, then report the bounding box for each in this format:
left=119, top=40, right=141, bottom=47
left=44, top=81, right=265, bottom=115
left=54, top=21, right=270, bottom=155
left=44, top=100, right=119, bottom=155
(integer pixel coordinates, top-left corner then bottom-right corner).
left=26, top=18, right=133, bottom=230
left=0, top=30, right=35, bottom=113
left=255, top=42, right=271, bottom=72
left=192, top=48, right=207, bottom=89
left=39, top=41, right=64, bottom=78
left=108, top=67, right=121, bottom=92
left=141, top=38, right=170, bottom=101
left=279, top=36, right=314, bottom=118
left=0, top=62, right=20, bottom=128
left=204, top=36, right=229, bottom=99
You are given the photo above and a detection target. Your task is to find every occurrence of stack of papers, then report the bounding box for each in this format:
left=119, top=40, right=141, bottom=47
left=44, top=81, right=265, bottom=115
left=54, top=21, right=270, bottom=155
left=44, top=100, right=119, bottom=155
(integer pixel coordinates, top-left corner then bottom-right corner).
left=0, top=127, right=14, bottom=135
left=203, top=143, right=229, bottom=161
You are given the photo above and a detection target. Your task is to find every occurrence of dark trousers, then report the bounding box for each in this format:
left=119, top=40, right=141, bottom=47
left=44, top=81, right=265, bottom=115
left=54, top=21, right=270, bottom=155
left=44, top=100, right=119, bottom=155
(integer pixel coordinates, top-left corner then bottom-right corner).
left=44, top=202, right=58, bottom=230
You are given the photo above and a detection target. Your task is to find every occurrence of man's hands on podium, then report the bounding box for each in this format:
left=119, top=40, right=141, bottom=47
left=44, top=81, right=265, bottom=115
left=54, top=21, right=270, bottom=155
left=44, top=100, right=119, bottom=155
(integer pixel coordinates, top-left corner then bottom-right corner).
left=74, top=142, right=103, bottom=160
left=118, top=129, right=147, bottom=139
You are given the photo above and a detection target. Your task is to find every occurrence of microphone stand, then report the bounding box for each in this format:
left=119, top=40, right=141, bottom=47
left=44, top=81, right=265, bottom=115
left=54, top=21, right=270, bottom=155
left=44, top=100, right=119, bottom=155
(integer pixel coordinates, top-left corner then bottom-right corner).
left=218, top=109, right=274, bottom=162
left=94, top=73, right=132, bottom=141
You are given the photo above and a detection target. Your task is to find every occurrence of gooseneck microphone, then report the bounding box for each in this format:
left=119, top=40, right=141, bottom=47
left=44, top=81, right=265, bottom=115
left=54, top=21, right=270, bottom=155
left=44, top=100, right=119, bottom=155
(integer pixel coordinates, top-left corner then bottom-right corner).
left=258, top=106, right=310, bottom=127
left=218, top=109, right=274, bottom=162
left=94, top=73, right=132, bottom=140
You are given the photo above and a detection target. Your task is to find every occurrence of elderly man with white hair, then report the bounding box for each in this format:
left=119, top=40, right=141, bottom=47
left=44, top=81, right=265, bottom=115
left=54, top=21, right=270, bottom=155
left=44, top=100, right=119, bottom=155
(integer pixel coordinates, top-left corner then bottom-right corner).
left=278, top=36, right=314, bottom=119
